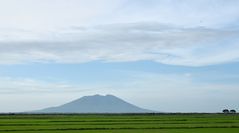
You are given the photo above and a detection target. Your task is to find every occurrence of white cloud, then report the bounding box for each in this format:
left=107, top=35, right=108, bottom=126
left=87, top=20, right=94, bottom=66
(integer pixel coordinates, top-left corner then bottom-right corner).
left=0, top=0, right=239, bottom=66
left=108, top=0, right=239, bottom=28
left=0, top=0, right=239, bottom=29
left=0, top=0, right=124, bottom=30
left=0, top=22, right=239, bottom=66
left=0, top=77, right=96, bottom=94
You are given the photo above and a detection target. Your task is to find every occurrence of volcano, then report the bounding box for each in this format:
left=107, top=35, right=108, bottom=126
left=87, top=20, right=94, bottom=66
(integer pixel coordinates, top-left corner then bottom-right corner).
left=36, top=94, right=153, bottom=113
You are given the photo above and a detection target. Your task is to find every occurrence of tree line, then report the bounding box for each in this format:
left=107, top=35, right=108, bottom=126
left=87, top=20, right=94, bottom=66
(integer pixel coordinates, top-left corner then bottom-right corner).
left=223, top=109, right=237, bottom=113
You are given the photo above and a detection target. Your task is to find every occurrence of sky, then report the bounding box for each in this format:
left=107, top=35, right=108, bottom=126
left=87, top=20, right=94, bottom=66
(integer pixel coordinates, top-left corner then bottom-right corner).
left=0, top=0, right=239, bottom=112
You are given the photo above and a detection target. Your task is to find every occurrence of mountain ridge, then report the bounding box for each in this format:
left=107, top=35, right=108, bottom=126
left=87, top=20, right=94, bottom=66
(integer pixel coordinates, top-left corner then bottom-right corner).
left=35, top=94, right=153, bottom=113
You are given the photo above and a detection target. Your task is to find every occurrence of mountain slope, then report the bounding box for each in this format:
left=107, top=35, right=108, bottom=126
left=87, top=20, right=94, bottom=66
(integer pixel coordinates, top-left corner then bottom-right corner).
left=36, top=94, right=153, bottom=113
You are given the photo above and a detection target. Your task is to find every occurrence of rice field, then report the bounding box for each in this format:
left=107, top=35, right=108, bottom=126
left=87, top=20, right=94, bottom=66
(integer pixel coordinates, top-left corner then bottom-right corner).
left=0, top=113, right=239, bottom=133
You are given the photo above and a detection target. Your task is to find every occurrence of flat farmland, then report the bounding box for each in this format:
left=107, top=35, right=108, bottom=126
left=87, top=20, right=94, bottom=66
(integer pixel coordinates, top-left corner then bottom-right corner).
left=0, top=114, right=239, bottom=133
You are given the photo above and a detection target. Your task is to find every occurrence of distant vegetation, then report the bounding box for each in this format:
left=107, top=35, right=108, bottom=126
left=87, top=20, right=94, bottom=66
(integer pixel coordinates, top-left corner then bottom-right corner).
left=0, top=113, right=239, bottom=133
left=223, top=109, right=237, bottom=114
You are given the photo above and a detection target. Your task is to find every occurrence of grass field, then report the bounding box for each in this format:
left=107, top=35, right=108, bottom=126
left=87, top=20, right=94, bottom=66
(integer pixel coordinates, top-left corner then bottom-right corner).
left=0, top=113, right=239, bottom=133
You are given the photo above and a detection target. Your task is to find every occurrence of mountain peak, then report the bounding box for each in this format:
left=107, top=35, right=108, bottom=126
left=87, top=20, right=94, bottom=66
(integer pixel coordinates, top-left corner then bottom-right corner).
left=36, top=94, right=153, bottom=113
left=92, top=94, right=115, bottom=97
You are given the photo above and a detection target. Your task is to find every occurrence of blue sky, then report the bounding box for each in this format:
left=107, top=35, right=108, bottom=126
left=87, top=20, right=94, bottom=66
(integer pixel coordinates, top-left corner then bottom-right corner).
left=0, top=0, right=239, bottom=112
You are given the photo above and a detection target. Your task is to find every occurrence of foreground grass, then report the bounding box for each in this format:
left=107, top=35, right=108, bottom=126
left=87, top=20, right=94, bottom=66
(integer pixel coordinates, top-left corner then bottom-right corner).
left=0, top=113, right=238, bottom=133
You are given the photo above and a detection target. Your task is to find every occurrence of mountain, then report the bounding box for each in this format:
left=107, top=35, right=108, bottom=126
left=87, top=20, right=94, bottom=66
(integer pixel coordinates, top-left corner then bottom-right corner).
left=35, top=94, right=153, bottom=113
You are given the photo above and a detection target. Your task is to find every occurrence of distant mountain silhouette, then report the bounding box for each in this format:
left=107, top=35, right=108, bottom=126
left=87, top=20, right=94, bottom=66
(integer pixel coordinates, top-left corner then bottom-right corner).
left=35, top=94, right=153, bottom=113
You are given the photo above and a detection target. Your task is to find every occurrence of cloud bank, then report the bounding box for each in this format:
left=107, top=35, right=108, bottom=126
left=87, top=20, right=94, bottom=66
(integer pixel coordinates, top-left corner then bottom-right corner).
left=0, top=77, right=98, bottom=94
left=0, top=0, right=239, bottom=66
left=0, top=22, right=239, bottom=66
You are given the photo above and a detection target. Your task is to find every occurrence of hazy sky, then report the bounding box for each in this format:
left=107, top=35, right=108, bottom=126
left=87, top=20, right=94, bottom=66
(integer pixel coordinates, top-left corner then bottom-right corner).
left=0, top=0, right=239, bottom=112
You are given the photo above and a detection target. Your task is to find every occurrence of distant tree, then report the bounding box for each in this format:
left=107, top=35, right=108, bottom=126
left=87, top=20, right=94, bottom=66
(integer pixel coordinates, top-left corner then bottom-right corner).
left=223, top=109, right=229, bottom=113
left=230, top=110, right=236, bottom=113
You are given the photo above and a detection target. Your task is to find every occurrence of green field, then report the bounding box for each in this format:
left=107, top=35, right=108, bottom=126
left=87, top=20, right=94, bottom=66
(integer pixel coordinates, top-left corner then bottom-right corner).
left=0, top=113, right=239, bottom=133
